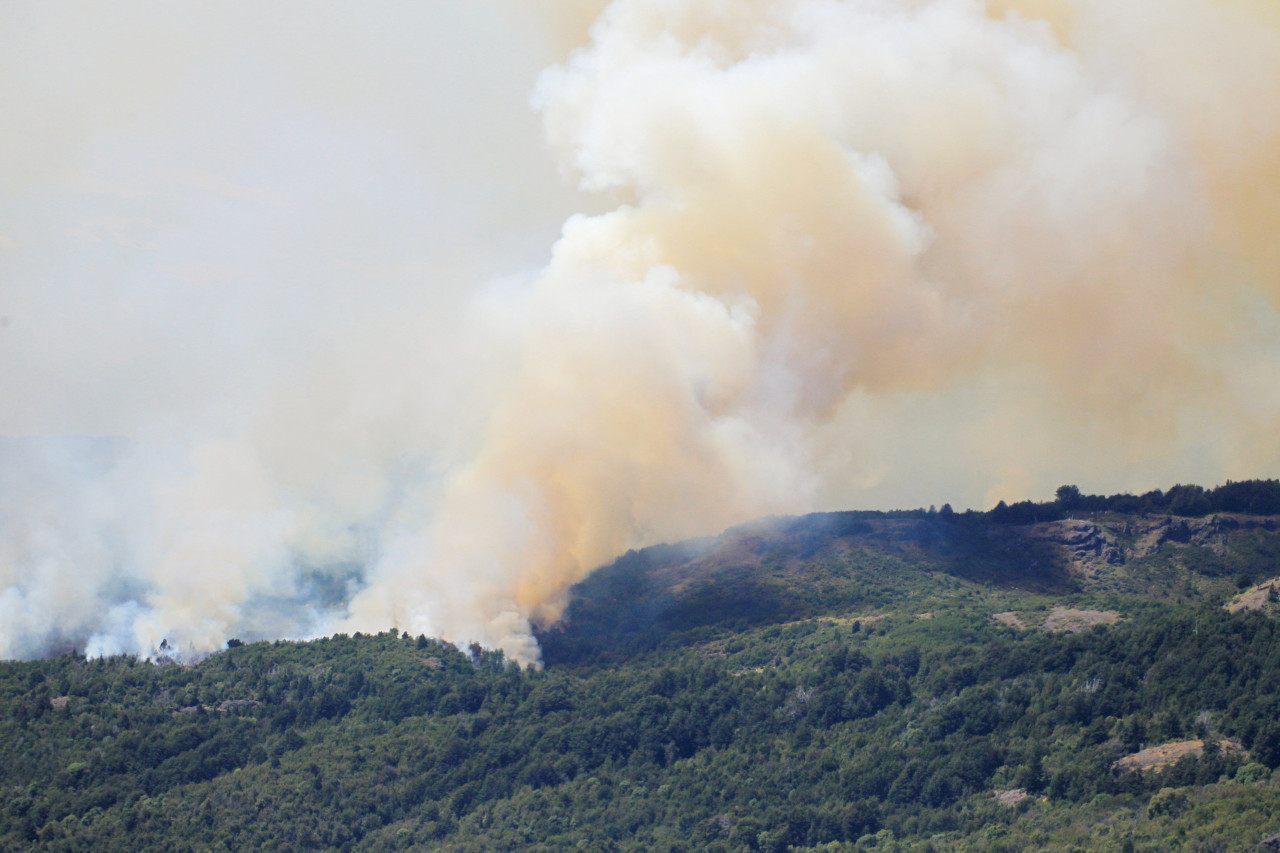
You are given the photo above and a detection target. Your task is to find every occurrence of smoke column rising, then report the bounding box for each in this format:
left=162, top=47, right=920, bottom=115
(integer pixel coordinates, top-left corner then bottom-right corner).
left=2, top=0, right=1279, bottom=663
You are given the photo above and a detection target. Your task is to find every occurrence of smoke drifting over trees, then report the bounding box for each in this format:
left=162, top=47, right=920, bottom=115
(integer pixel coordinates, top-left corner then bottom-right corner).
left=2, top=0, right=1279, bottom=662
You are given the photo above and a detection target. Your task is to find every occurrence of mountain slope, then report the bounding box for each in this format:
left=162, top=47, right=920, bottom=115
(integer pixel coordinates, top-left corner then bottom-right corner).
left=4, top=494, right=1280, bottom=851
left=539, top=508, right=1280, bottom=666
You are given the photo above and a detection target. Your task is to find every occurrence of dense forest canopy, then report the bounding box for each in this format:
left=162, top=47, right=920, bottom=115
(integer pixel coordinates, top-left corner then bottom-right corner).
left=3, top=480, right=1280, bottom=851
left=982, top=480, right=1280, bottom=525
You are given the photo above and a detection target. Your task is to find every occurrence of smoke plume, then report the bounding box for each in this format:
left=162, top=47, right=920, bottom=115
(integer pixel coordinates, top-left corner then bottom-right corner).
left=2, top=0, right=1279, bottom=663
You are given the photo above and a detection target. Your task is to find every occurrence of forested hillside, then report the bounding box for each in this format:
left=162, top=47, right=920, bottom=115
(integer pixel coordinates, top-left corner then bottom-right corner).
left=4, top=483, right=1280, bottom=852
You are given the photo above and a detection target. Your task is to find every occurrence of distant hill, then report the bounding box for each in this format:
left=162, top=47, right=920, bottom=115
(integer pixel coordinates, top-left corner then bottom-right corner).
left=4, top=482, right=1280, bottom=851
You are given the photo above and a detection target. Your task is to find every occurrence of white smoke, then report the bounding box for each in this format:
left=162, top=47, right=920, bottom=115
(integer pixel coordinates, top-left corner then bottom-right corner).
left=2, top=0, right=1279, bottom=663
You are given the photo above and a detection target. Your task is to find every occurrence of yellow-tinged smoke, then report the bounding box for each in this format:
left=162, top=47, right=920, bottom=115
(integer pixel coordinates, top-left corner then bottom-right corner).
left=3, top=0, right=1279, bottom=664
left=341, top=0, right=1280, bottom=659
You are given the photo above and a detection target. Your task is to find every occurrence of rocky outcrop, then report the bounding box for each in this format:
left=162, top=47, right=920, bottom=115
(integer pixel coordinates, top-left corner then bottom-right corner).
left=1130, top=513, right=1280, bottom=558
left=1029, top=520, right=1124, bottom=578
left=1028, top=514, right=1280, bottom=580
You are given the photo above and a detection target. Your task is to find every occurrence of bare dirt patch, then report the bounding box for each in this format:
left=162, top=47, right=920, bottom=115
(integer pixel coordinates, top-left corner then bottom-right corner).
left=993, top=788, right=1028, bottom=806
left=1226, top=578, right=1280, bottom=614
left=1041, top=606, right=1121, bottom=633
left=1113, top=739, right=1244, bottom=772
left=992, top=611, right=1027, bottom=629
left=828, top=614, right=888, bottom=625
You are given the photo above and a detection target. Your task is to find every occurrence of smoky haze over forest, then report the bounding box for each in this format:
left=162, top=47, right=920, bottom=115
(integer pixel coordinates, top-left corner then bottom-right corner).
left=1, top=0, right=1279, bottom=663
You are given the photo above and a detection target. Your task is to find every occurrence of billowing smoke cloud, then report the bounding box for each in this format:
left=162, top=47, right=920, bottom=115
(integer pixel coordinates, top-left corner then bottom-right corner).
left=2, top=0, right=1279, bottom=663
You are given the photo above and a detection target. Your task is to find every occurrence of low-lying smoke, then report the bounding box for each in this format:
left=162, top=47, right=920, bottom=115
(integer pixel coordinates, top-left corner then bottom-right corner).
left=2, top=0, right=1279, bottom=664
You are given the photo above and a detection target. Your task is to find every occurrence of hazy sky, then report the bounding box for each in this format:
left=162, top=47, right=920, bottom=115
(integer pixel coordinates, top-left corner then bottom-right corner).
left=2, top=0, right=1279, bottom=661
